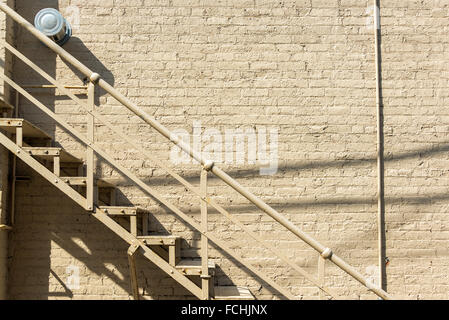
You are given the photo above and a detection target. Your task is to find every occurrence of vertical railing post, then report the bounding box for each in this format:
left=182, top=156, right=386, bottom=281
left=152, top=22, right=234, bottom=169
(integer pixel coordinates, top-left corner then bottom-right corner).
left=86, top=82, right=95, bottom=211
left=53, top=155, right=60, bottom=176
left=127, top=241, right=140, bottom=300
left=318, top=254, right=326, bottom=300
left=200, top=168, right=210, bottom=300
left=15, top=125, right=22, bottom=147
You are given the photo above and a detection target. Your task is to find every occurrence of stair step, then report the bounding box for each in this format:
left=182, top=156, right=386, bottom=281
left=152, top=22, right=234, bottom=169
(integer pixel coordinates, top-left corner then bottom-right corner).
left=0, top=118, right=51, bottom=139
left=213, top=286, right=255, bottom=300
left=22, top=147, right=83, bottom=163
left=60, top=176, right=116, bottom=188
left=98, top=206, right=151, bottom=216
left=137, top=235, right=180, bottom=246
left=176, top=259, right=215, bottom=276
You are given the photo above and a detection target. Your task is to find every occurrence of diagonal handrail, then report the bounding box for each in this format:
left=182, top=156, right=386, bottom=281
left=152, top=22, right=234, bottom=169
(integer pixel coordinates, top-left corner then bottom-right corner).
left=0, top=3, right=393, bottom=299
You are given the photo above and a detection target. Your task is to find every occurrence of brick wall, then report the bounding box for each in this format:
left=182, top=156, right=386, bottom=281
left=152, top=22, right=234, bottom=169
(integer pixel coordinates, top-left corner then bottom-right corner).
left=5, top=0, right=449, bottom=299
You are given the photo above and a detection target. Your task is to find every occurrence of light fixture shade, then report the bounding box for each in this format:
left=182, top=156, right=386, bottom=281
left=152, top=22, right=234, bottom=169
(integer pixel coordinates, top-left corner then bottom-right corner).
left=34, top=8, right=72, bottom=46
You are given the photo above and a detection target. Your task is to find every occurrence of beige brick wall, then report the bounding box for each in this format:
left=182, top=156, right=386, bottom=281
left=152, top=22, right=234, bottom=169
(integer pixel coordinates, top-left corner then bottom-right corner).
left=5, top=0, right=449, bottom=299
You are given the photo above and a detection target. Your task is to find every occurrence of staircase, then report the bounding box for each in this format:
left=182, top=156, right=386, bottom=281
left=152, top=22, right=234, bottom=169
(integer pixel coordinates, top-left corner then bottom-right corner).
left=0, top=3, right=394, bottom=300
left=0, top=114, right=254, bottom=300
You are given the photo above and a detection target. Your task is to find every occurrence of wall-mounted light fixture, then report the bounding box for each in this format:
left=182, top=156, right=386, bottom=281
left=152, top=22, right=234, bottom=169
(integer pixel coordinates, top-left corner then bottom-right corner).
left=34, top=8, right=72, bottom=46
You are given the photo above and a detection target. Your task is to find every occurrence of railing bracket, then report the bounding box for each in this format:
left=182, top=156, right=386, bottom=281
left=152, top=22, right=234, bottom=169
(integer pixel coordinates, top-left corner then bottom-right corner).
left=89, top=72, right=100, bottom=84
left=321, top=248, right=333, bottom=260
left=203, top=160, right=214, bottom=171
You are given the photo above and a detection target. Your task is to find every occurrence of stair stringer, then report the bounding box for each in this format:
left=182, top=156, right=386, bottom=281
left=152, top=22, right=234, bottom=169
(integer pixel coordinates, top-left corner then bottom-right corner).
left=0, top=130, right=203, bottom=299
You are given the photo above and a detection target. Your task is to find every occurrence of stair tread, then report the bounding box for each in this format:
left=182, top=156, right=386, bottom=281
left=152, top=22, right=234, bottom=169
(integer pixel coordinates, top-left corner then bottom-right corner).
left=60, top=176, right=116, bottom=188
left=0, top=118, right=51, bottom=139
left=137, top=235, right=179, bottom=239
left=22, top=147, right=83, bottom=163
left=98, top=206, right=151, bottom=215
left=214, top=286, right=255, bottom=300
left=175, top=258, right=215, bottom=275
left=137, top=235, right=180, bottom=245
left=176, top=259, right=215, bottom=269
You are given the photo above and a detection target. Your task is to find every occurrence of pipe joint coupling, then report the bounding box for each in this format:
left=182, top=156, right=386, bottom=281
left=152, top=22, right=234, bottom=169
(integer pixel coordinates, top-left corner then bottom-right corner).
left=90, top=72, right=101, bottom=84
left=321, top=247, right=333, bottom=260
left=203, top=160, right=214, bottom=172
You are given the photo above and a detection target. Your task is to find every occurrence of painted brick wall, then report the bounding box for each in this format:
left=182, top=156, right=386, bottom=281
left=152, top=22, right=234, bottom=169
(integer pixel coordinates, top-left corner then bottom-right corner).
left=5, top=0, right=449, bottom=299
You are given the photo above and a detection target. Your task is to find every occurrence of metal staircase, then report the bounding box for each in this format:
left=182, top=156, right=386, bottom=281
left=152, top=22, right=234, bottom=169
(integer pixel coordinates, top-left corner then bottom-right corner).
left=0, top=3, right=394, bottom=300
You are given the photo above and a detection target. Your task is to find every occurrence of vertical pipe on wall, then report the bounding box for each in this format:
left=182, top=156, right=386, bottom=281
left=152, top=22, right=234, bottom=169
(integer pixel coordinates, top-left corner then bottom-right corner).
left=374, top=0, right=387, bottom=292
